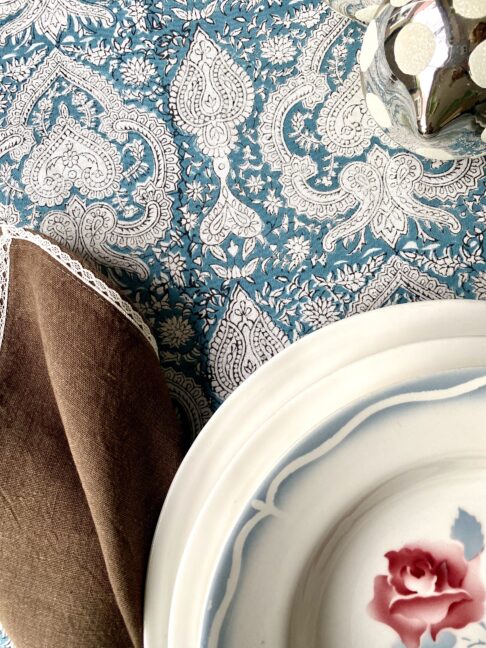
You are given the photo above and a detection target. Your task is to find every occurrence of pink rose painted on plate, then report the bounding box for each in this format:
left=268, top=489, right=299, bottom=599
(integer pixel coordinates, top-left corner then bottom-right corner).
left=368, top=509, right=486, bottom=648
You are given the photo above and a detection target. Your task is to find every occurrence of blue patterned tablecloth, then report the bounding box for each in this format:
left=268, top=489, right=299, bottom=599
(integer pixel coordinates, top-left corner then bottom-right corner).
left=0, top=0, right=485, bottom=444
left=1, top=2, right=486, bottom=644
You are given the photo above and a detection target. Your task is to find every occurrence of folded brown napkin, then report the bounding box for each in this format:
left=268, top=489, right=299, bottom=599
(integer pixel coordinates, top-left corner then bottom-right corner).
left=0, top=227, right=185, bottom=647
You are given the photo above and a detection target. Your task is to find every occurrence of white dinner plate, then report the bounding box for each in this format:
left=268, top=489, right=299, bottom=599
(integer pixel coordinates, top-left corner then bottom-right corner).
left=203, top=367, right=486, bottom=648
left=168, top=336, right=486, bottom=647
left=144, top=301, right=486, bottom=647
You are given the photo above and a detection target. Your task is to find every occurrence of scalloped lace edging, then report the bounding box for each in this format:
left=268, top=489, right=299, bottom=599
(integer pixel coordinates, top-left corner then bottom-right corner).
left=0, top=226, right=158, bottom=355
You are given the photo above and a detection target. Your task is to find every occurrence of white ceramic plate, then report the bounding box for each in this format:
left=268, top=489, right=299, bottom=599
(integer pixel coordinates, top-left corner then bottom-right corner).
left=168, top=336, right=486, bottom=648
left=204, top=368, right=486, bottom=648
left=144, top=301, right=486, bottom=647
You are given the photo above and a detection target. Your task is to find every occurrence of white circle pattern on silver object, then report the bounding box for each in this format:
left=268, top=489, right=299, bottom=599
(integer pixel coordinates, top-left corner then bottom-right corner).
left=453, top=0, right=486, bottom=18
left=469, top=41, right=486, bottom=88
left=320, top=0, right=385, bottom=23
left=360, top=0, right=486, bottom=160
left=366, top=92, right=393, bottom=128
left=355, top=3, right=380, bottom=21
left=393, top=23, right=436, bottom=75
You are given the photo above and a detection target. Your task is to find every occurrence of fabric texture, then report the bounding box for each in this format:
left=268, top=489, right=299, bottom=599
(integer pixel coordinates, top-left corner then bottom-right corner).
left=0, top=232, right=185, bottom=648
left=0, top=3, right=485, bottom=442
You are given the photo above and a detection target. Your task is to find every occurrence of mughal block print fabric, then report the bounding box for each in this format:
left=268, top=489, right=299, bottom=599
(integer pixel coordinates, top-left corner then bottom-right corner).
left=0, top=0, right=486, bottom=443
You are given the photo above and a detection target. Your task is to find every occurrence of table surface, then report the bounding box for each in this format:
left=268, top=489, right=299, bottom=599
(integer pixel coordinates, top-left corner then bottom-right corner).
left=0, top=0, right=485, bottom=448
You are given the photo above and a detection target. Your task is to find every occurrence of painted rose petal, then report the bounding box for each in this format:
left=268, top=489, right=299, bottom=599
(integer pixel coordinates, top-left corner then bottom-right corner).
left=387, top=548, right=436, bottom=595
left=406, top=542, right=468, bottom=588
left=403, top=566, right=437, bottom=596
left=368, top=576, right=427, bottom=648
left=430, top=555, right=486, bottom=639
left=390, top=591, right=471, bottom=624
left=370, top=541, right=486, bottom=648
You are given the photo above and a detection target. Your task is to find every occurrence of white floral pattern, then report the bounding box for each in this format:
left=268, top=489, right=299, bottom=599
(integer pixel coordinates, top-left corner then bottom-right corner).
left=0, top=49, right=180, bottom=279
left=0, top=0, right=485, bottom=442
left=0, top=0, right=113, bottom=43
left=170, top=28, right=263, bottom=247
left=208, top=285, right=290, bottom=400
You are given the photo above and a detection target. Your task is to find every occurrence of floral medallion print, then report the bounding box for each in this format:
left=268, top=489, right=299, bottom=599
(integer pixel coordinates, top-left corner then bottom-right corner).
left=0, top=0, right=485, bottom=443
left=0, top=0, right=113, bottom=44
left=0, top=48, right=180, bottom=278
left=208, top=285, right=290, bottom=400
left=170, top=28, right=263, bottom=248
left=369, top=509, right=486, bottom=648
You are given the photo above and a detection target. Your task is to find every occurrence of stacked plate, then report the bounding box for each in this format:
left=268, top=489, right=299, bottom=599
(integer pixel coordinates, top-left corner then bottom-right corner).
left=144, top=300, right=486, bottom=648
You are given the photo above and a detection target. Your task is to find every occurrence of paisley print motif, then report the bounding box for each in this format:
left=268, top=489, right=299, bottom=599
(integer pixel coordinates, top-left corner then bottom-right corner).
left=22, top=104, right=122, bottom=206
left=40, top=196, right=149, bottom=277
left=170, top=28, right=263, bottom=247
left=170, top=27, right=255, bottom=158
left=317, top=66, right=395, bottom=157
left=0, top=0, right=485, bottom=439
left=348, top=256, right=456, bottom=314
left=323, top=146, right=463, bottom=250
left=208, top=285, right=290, bottom=401
left=0, top=0, right=113, bottom=43
left=165, top=368, right=212, bottom=441
left=0, top=49, right=180, bottom=278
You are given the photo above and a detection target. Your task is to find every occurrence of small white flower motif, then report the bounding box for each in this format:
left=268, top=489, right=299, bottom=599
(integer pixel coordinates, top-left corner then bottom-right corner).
left=233, top=301, right=253, bottom=323
left=293, top=5, right=321, bottom=27
left=473, top=273, right=486, bottom=299
left=263, top=189, right=283, bottom=215
left=159, top=315, right=194, bottom=347
left=84, top=44, right=112, bottom=66
left=334, top=265, right=368, bottom=292
left=428, top=250, right=459, bottom=278
left=260, top=35, right=297, bottom=66
left=180, top=208, right=198, bottom=231
left=246, top=175, right=265, bottom=194
left=120, top=57, right=157, bottom=87
left=125, top=0, right=149, bottom=30
left=4, top=58, right=31, bottom=82
left=186, top=180, right=205, bottom=203
left=0, top=204, right=20, bottom=227
left=61, top=143, right=80, bottom=169
left=301, top=298, right=340, bottom=328
left=284, top=235, right=310, bottom=269
left=165, top=251, right=186, bottom=287
left=0, top=94, right=7, bottom=113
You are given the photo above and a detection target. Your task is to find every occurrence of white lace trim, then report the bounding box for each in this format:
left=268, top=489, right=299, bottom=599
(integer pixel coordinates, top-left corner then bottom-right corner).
left=0, top=230, right=12, bottom=355
left=0, top=226, right=158, bottom=355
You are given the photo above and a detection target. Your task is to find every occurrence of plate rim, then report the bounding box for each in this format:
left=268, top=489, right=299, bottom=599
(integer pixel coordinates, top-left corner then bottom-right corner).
left=144, top=300, right=486, bottom=648
left=204, top=367, right=486, bottom=648
left=169, top=334, right=486, bottom=647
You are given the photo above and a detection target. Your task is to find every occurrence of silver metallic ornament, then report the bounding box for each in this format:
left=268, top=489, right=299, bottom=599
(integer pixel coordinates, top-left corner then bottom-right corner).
left=322, top=0, right=380, bottom=24
left=360, top=0, right=486, bottom=160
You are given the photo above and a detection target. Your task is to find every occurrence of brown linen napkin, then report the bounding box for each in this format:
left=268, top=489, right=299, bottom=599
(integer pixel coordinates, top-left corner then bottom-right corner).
left=0, top=227, right=185, bottom=648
